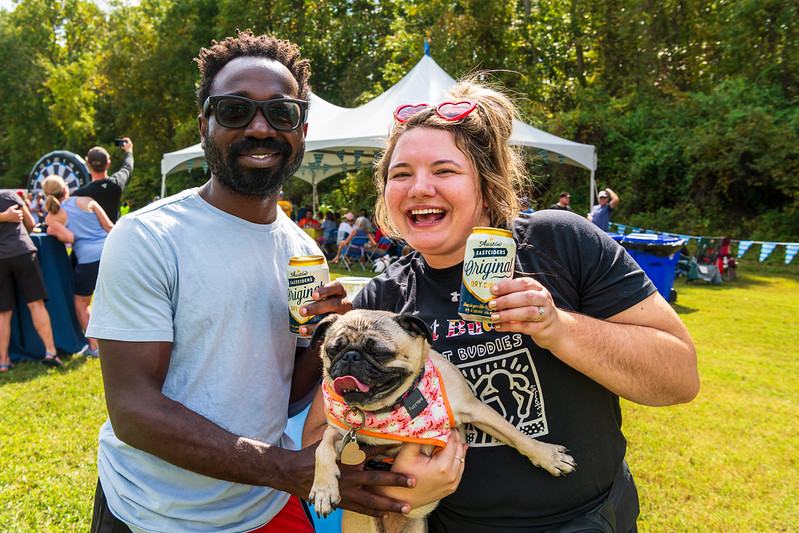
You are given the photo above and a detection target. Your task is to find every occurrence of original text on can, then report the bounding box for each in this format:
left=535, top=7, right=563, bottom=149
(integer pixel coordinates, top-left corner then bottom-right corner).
left=287, top=255, right=330, bottom=336
left=458, top=228, right=516, bottom=322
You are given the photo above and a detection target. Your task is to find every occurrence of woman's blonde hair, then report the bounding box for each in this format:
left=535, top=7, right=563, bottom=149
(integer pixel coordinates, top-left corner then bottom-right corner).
left=42, top=176, right=66, bottom=215
left=373, top=75, right=527, bottom=239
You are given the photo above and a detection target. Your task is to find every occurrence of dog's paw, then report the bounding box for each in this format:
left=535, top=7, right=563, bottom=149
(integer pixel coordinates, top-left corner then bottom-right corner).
left=308, top=479, right=341, bottom=518
left=537, top=444, right=576, bottom=476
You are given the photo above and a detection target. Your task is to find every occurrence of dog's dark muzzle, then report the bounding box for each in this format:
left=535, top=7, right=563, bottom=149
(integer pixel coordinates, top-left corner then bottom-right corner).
left=329, top=347, right=379, bottom=380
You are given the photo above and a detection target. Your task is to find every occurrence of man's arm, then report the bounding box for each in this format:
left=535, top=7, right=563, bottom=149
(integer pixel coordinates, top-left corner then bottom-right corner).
left=606, top=188, right=620, bottom=209
left=109, top=138, right=134, bottom=190
left=100, top=338, right=414, bottom=517
left=1, top=205, right=23, bottom=225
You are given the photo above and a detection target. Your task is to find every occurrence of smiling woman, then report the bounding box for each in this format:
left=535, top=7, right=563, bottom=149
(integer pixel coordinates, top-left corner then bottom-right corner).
left=309, top=74, right=700, bottom=532
left=383, top=127, right=489, bottom=269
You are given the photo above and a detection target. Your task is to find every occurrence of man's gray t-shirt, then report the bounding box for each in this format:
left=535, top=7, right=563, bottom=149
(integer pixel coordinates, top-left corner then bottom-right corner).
left=87, top=188, right=320, bottom=532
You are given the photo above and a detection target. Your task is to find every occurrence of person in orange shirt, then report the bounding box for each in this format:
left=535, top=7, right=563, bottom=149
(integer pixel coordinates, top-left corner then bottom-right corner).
left=298, top=210, right=320, bottom=229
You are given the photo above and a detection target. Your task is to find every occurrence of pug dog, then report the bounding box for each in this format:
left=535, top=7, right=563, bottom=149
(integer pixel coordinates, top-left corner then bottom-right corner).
left=308, top=310, right=575, bottom=533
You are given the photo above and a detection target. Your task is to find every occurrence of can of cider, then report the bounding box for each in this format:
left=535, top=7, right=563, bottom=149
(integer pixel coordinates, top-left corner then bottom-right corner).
left=457, top=228, right=516, bottom=322
left=287, top=255, right=329, bottom=336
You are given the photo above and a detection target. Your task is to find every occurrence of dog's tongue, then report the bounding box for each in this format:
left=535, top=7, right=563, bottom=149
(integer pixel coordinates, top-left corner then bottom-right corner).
left=333, top=376, right=371, bottom=395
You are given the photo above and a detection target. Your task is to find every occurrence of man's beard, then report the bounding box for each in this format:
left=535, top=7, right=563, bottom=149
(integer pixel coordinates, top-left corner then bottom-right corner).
left=204, top=137, right=305, bottom=198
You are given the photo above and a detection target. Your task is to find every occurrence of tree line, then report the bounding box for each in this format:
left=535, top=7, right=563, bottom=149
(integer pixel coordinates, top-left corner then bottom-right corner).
left=0, top=0, right=796, bottom=240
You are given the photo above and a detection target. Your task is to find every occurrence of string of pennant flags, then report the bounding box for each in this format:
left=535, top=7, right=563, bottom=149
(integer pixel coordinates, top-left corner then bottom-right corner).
left=610, top=223, right=799, bottom=265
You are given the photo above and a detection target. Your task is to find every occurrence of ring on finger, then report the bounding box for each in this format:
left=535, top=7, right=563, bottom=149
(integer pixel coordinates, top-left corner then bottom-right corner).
left=454, top=455, right=465, bottom=464
left=534, top=306, right=545, bottom=322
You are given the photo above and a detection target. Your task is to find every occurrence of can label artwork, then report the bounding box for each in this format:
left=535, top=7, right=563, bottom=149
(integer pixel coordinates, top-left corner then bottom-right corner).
left=287, top=255, right=330, bottom=336
left=458, top=228, right=516, bottom=322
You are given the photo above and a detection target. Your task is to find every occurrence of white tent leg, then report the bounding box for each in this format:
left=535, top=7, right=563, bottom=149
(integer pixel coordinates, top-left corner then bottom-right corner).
left=589, top=169, right=596, bottom=210
left=161, top=173, right=166, bottom=199
left=312, top=177, right=318, bottom=217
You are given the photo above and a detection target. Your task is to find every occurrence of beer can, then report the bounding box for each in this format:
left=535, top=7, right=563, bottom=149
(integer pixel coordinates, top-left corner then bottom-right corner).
left=287, top=255, right=330, bottom=336
left=458, top=228, right=516, bottom=322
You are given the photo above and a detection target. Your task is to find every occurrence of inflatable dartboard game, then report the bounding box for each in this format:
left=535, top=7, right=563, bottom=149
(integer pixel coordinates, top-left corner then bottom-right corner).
left=27, top=150, right=91, bottom=194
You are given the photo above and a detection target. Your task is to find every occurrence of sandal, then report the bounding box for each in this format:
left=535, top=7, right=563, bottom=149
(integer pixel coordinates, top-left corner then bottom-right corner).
left=0, top=363, right=12, bottom=373
left=42, top=352, right=62, bottom=367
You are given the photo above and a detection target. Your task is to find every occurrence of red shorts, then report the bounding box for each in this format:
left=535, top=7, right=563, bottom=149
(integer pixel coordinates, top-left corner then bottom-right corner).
left=248, top=495, right=314, bottom=533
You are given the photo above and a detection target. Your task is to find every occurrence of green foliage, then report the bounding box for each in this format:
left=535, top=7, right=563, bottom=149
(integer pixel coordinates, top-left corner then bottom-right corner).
left=0, top=0, right=796, bottom=239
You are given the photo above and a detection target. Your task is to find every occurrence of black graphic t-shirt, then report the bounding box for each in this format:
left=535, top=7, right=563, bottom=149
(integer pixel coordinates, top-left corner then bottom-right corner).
left=354, top=210, right=656, bottom=531
left=73, top=151, right=133, bottom=223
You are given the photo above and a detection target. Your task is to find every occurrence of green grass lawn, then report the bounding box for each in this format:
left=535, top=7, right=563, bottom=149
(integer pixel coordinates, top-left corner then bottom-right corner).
left=1, top=260, right=796, bottom=531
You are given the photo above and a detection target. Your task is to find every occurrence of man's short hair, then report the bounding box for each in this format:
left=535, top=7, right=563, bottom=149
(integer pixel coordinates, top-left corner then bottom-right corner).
left=194, top=29, right=311, bottom=111
left=86, top=147, right=109, bottom=172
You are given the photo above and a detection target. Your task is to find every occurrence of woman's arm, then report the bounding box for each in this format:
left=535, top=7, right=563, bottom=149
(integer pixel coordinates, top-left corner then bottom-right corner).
left=80, top=198, right=114, bottom=232
left=489, top=278, right=699, bottom=406
left=45, top=212, right=74, bottom=243
left=19, top=202, right=36, bottom=232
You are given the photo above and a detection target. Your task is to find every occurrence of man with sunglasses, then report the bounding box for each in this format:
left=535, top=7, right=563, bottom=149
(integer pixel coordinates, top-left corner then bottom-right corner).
left=86, top=30, right=413, bottom=533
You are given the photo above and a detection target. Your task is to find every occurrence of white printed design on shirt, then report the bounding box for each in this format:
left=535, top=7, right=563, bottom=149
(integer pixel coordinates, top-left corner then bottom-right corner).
left=456, top=347, right=548, bottom=446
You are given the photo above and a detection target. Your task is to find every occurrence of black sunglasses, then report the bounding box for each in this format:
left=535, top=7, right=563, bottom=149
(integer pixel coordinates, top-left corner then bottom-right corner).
left=202, top=95, right=308, bottom=130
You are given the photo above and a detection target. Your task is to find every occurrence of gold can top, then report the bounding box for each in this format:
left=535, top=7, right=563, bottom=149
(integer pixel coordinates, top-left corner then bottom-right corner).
left=288, top=255, right=327, bottom=266
left=470, top=227, right=513, bottom=238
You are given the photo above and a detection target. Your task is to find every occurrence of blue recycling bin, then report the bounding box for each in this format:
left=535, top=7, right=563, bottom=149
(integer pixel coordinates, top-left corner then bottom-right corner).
left=619, top=234, right=684, bottom=302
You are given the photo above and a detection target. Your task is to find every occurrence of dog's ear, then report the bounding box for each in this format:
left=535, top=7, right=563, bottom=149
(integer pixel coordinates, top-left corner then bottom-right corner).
left=309, top=313, right=341, bottom=351
left=394, top=314, right=433, bottom=345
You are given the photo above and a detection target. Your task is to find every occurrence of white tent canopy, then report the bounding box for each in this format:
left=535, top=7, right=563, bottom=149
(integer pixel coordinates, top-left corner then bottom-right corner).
left=160, top=54, right=597, bottom=204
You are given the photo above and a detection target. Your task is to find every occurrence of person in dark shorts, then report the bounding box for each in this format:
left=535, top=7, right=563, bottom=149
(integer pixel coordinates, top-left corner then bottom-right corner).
left=0, top=190, right=60, bottom=369
left=42, top=176, right=114, bottom=358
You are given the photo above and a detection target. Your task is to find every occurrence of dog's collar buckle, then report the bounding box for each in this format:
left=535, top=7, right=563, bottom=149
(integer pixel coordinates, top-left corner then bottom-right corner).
left=377, top=373, right=427, bottom=418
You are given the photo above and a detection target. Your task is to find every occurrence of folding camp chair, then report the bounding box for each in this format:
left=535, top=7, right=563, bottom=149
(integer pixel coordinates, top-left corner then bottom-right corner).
left=366, top=236, right=392, bottom=264
left=341, top=234, right=370, bottom=271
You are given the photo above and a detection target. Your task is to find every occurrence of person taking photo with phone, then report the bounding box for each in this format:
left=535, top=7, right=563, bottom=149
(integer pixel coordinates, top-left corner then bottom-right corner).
left=74, top=138, right=134, bottom=223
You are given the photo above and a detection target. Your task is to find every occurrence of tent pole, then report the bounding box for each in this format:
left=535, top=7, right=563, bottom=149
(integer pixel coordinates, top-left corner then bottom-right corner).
left=161, top=173, right=166, bottom=199
left=312, top=175, right=318, bottom=219
left=589, top=168, right=596, bottom=210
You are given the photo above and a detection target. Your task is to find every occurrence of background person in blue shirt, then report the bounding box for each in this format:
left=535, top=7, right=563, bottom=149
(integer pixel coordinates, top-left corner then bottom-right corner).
left=520, top=195, right=534, bottom=214
left=588, top=187, right=619, bottom=231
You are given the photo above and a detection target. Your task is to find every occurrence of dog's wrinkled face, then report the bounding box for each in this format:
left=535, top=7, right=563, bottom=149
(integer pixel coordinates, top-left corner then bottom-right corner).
left=311, top=310, right=433, bottom=411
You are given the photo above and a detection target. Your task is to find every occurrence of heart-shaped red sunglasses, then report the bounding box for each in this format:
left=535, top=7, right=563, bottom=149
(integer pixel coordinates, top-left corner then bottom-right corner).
left=393, top=101, right=477, bottom=123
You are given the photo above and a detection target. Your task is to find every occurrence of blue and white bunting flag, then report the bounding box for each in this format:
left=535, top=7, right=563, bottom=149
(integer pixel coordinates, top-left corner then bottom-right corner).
left=737, top=241, right=753, bottom=259
left=785, top=244, right=799, bottom=265
left=759, top=242, right=777, bottom=262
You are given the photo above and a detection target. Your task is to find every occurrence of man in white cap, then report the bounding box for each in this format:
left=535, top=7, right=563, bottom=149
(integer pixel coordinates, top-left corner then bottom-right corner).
left=588, top=187, right=619, bottom=231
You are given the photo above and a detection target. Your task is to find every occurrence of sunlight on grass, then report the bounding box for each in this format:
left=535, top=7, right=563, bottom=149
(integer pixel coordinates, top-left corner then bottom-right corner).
left=0, top=264, right=796, bottom=531
left=625, top=273, right=799, bottom=532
